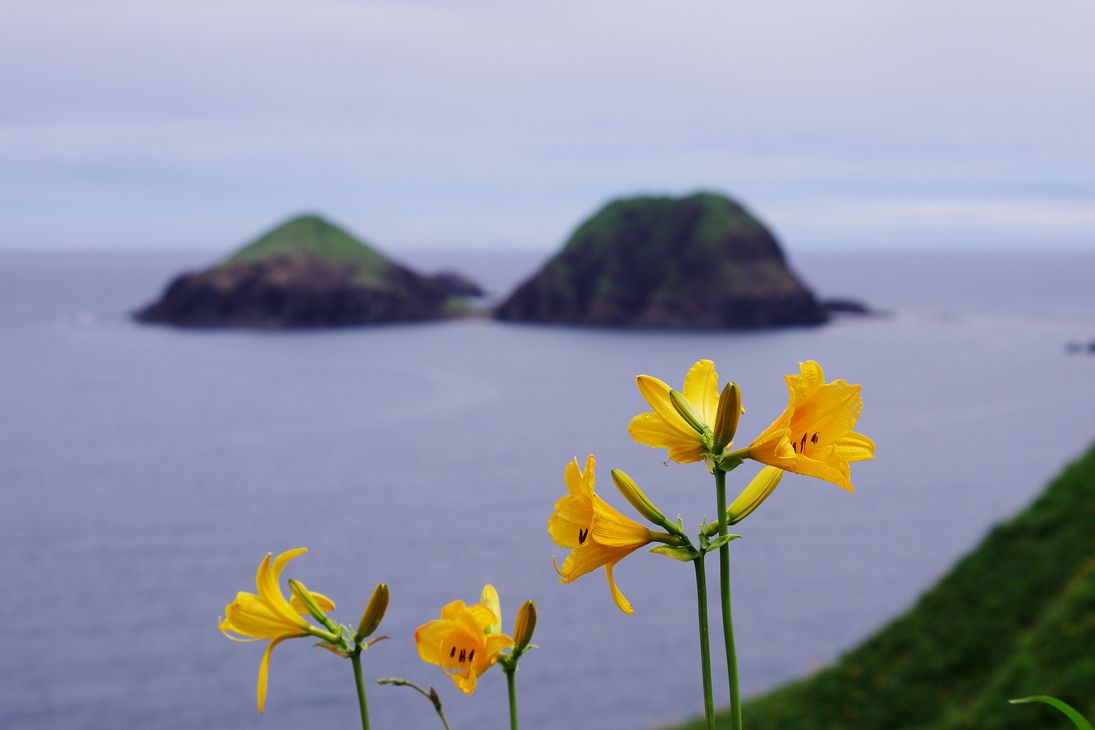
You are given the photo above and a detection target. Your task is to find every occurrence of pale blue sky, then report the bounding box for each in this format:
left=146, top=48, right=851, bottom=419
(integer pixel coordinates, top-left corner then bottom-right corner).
left=2, top=0, right=1094, bottom=253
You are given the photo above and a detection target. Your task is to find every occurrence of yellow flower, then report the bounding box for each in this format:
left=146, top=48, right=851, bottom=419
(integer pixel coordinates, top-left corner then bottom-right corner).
left=414, top=585, right=514, bottom=695
left=219, top=548, right=336, bottom=712
left=628, top=359, right=723, bottom=462
left=548, top=455, right=655, bottom=614
left=747, top=360, right=875, bottom=491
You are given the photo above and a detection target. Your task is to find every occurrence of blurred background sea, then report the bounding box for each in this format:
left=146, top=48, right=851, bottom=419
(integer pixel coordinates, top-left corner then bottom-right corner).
left=1, top=248, right=1094, bottom=729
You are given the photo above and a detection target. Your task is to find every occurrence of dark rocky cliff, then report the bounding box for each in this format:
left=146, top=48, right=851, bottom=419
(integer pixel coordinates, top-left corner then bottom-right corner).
left=495, top=192, right=827, bottom=329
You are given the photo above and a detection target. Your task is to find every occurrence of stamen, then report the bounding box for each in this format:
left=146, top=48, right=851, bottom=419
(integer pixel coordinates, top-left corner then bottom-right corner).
left=459, top=649, right=466, bottom=663
left=811, top=432, right=819, bottom=444
left=800, top=433, right=807, bottom=452
left=578, top=528, right=589, bottom=544
left=791, top=441, right=797, bottom=453
left=450, top=646, right=456, bottom=658
left=469, top=650, right=475, bottom=662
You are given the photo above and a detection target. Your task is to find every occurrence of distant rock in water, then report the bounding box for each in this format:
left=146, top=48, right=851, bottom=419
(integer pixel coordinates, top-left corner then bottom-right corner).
left=135, top=215, right=462, bottom=328
left=822, top=297, right=874, bottom=316
left=495, top=192, right=827, bottom=328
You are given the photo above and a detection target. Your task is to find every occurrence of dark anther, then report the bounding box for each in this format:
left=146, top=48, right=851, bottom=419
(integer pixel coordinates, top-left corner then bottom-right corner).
left=450, top=646, right=456, bottom=658
left=800, top=432, right=808, bottom=452
left=469, top=650, right=475, bottom=662
left=811, top=432, right=819, bottom=444
left=791, top=442, right=797, bottom=453
left=578, top=528, right=589, bottom=544
left=459, top=649, right=466, bottom=663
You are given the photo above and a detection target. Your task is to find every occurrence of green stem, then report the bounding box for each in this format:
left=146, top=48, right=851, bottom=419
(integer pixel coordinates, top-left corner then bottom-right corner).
left=715, top=469, right=743, bottom=730
left=505, top=666, right=519, bottom=730
left=693, top=557, right=716, bottom=730
left=351, top=652, right=370, bottom=730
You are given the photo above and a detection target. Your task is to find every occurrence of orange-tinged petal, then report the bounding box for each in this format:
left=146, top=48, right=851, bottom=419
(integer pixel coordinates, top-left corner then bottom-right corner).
left=415, top=618, right=457, bottom=664
left=590, top=496, right=653, bottom=548
left=682, top=359, right=720, bottom=427
left=548, top=493, right=593, bottom=549
left=667, top=440, right=706, bottom=463
left=748, top=361, right=873, bottom=491
left=439, top=599, right=471, bottom=621
left=831, top=431, right=876, bottom=462
left=563, top=458, right=584, bottom=497
left=557, top=542, right=624, bottom=582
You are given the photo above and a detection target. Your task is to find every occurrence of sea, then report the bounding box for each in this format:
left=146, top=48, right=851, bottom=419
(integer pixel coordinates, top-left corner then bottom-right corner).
left=1, top=248, right=1093, bottom=729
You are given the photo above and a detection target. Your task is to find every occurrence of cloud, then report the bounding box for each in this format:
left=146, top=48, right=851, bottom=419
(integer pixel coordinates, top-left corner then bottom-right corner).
left=1, top=1, right=1094, bottom=250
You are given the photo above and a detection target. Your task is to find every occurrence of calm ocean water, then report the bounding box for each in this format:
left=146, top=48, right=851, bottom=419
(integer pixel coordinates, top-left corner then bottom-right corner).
left=1, top=249, right=1093, bottom=730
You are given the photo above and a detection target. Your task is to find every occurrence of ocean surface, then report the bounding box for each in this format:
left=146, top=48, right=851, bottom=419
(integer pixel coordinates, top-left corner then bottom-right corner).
left=1, top=248, right=1093, bottom=730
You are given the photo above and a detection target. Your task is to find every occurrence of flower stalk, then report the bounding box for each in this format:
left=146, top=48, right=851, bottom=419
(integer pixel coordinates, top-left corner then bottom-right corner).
left=351, top=650, right=371, bottom=730
left=692, top=556, right=716, bottom=730
left=715, top=468, right=743, bottom=730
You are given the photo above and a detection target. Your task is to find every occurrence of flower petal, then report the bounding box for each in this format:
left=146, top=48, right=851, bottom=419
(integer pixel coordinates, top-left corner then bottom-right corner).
left=590, top=496, right=653, bottom=548
left=605, top=560, right=634, bottom=615
left=256, top=634, right=298, bottom=713
left=548, top=493, right=593, bottom=549
left=682, top=359, right=720, bottom=427
left=635, top=375, right=695, bottom=438
left=289, top=591, right=335, bottom=615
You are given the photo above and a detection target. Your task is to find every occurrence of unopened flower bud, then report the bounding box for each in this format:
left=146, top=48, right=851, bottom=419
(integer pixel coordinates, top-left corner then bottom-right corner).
left=611, top=469, right=669, bottom=528
left=356, top=583, right=389, bottom=641
left=512, top=600, right=537, bottom=653
left=669, top=390, right=710, bottom=436
left=713, top=382, right=742, bottom=452
left=481, top=584, right=501, bottom=634
left=288, top=579, right=331, bottom=624
left=726, top=466, right=784, bottom=525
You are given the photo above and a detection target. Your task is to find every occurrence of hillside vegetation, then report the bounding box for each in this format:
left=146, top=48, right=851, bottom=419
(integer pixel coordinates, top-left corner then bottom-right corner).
left=226, top=214, right=391, bottom=288
left=496, top=192, right=826, bottom=328
left=671, top=443, right=1095, bottom=730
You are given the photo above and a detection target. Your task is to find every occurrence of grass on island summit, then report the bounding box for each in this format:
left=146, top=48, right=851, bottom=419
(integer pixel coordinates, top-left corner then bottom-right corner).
left=226, top=214, right=392, bottom=288
left=668, top=442, right=1095, bottom=730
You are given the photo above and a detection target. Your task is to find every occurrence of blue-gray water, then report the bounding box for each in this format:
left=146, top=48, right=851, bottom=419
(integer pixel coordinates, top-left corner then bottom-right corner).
left=1, top=249, right=1094, bottom=730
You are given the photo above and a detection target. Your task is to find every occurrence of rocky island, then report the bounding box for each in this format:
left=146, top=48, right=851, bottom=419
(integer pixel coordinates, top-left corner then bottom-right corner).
left=495, top=192, right=827, bottom=328
left=135, top=215, right=467, bottom=328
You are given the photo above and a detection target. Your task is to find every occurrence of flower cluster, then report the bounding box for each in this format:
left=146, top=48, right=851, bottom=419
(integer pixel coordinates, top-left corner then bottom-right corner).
left=550, top=359, right=875, bottom=614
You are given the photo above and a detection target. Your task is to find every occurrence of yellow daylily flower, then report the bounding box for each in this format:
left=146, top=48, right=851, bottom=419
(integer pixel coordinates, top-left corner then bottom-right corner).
left=219, top=548, right=336, bottom=712
left=628, top=359, right=724, bottom=462
left=747, top=360, right=875, bottom=491
left=414, top=586, right=514, bottom=695
left=548, top=455, right=655, bottom=614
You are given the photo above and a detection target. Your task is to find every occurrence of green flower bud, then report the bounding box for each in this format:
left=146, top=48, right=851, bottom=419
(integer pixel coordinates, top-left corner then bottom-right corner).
left=713, top=382, right=742, bottom=452
left=356, top=583, right=389, bottom=641
left=288, top=580, right=329, bottom=622
left=669, top=389, right=710, bottom=436
left=611, top=468, right=669, bottom=528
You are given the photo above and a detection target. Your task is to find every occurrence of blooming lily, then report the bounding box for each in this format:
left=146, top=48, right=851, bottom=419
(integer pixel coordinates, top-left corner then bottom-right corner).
left=414, top=585, right=514, bottom=695
left=747, top=360, right=875, bottom=491
left=628, top=359, right=732, bottom=462
left=548, top=455, right=655, bottom=614
left=219, top=548, right=337, bottom=712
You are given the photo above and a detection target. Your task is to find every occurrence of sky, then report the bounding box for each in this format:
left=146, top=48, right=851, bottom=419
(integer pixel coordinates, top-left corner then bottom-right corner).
left=2, top=0, right=1094, bottom=254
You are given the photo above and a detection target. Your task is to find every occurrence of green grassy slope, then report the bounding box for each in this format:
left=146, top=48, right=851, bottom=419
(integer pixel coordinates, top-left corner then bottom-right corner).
left=670, top=443, right=1095, bottom=730
left=225, top=214, right=391, bottom=287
